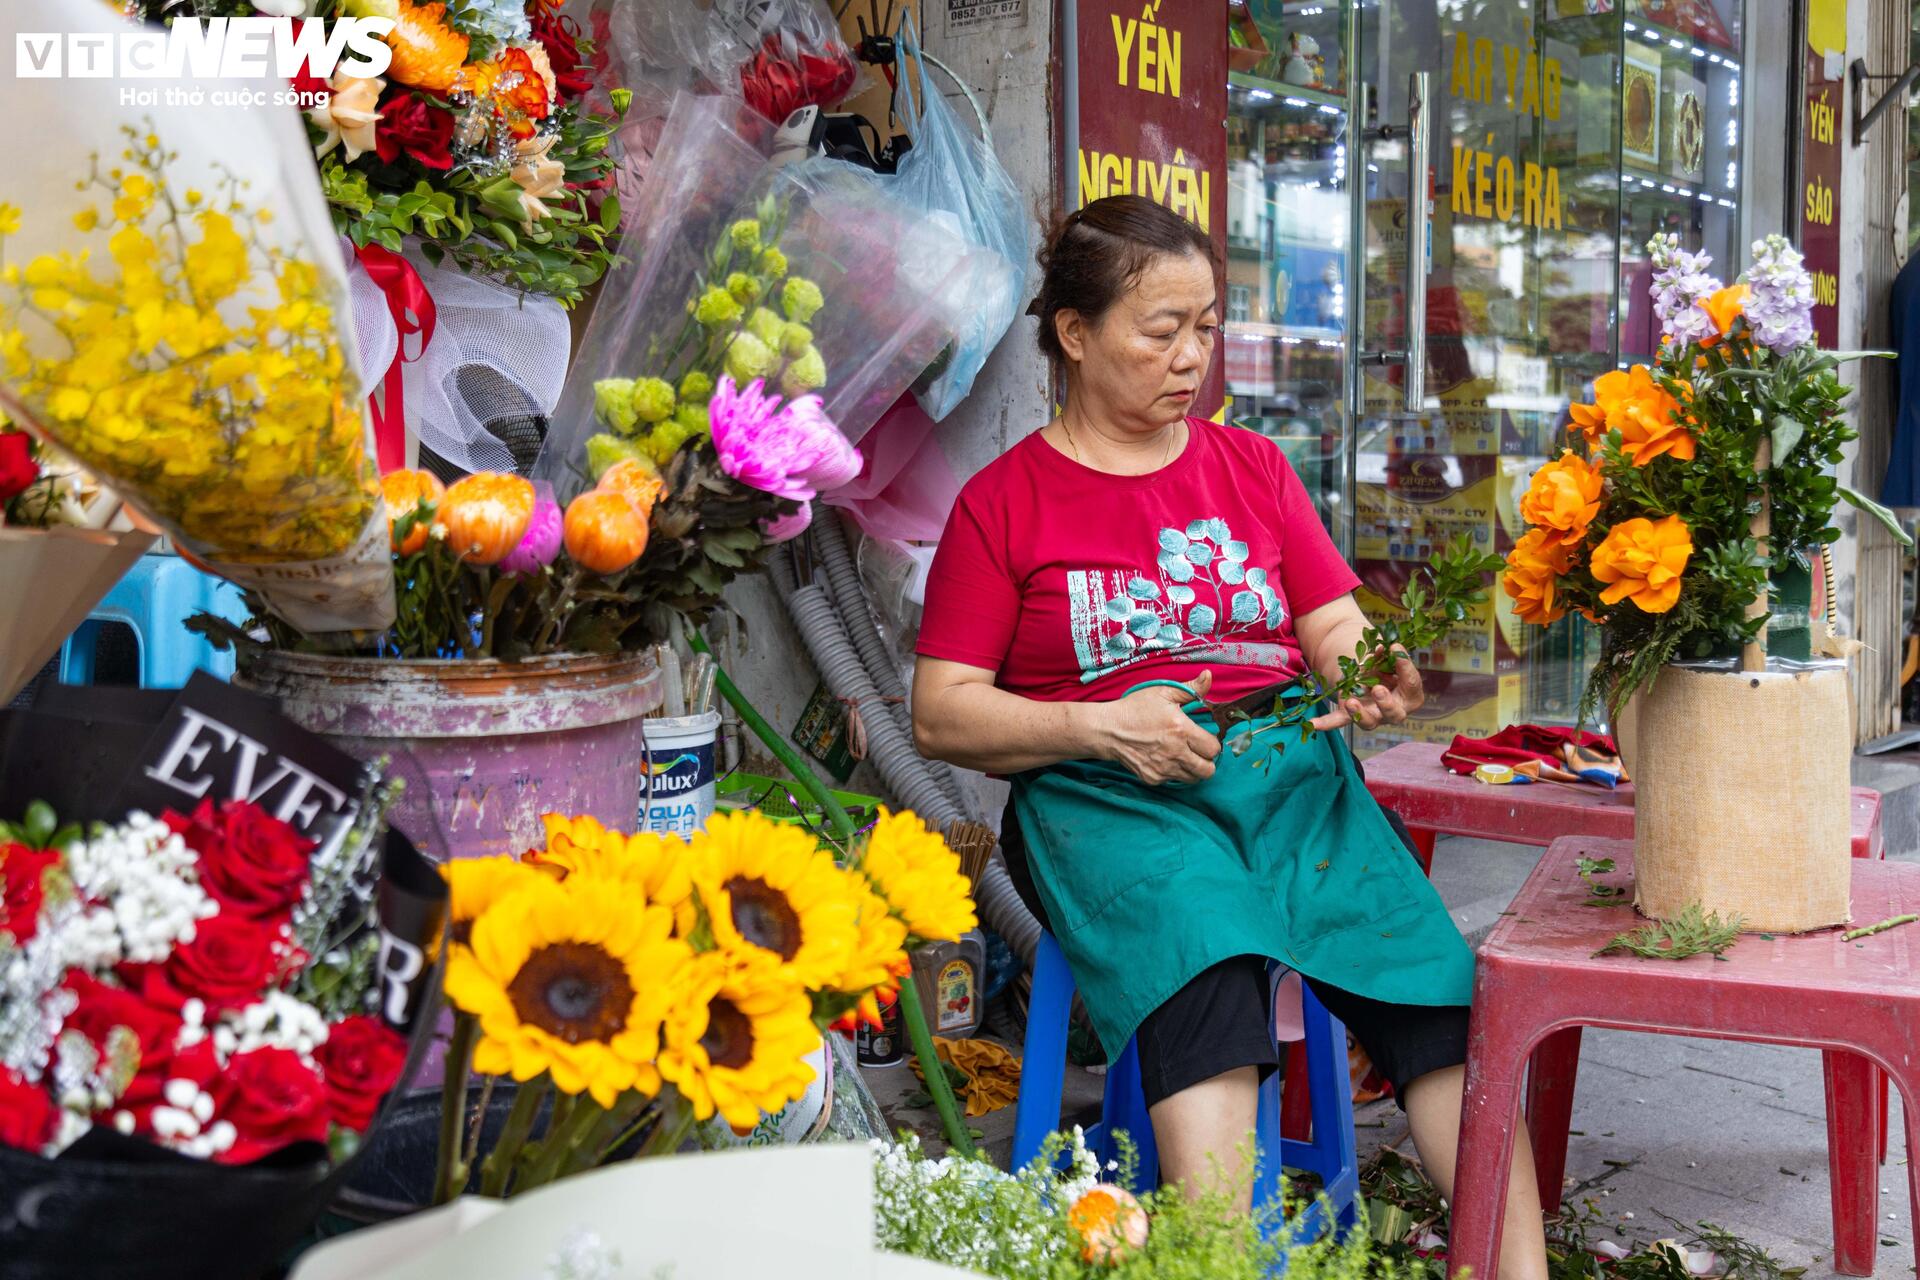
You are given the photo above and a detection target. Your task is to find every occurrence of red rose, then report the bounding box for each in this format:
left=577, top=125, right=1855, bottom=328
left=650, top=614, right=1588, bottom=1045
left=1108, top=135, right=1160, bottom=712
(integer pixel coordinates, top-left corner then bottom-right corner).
left=314, top=1015, right=407, bottom=1132
left=62, top=971, right=185, bottom=1093
left=0, top=1066, right=56, bottom=1153
left=125, top=913, right=288, bottom=1014
left=531, top=14, right=592, bottom=100
left=166, top=800, right=313, bottom=924
left=210, top=1047, right=331, bottom=1165
left=1, top=843, right=60, bottom=943
left=0, top=433, right=36, bottom=504
left=375, top=88, right=456, bottom=171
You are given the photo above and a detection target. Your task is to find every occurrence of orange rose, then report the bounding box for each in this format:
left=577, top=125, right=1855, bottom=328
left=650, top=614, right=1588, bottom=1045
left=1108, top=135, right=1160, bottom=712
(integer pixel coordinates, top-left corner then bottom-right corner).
left=1520, top=452, right=1603, bottom=546
left=439, top=472, right=535, bottom=565
left=1590, top=515, right=1692, bottom=615
left=563, top=490, right=650, bottom=575
left=1696, top=283, right=1749, bottom=345
left=1567, top=399, right=1608, bottom=449
left=597, top=458, right=666, bottom=522
left=380, top=469, right=445, bottom=556
left=1502, top=528, right=1575, bottom=626
left=383, top=0, right=470, bottom=93
left=1614, top=386, right=1695, bottom=466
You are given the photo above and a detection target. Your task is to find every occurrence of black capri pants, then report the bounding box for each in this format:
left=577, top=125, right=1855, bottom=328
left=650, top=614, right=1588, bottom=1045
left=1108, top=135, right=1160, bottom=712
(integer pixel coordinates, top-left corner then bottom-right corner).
left=998, top=790, right=1470, bottom=1110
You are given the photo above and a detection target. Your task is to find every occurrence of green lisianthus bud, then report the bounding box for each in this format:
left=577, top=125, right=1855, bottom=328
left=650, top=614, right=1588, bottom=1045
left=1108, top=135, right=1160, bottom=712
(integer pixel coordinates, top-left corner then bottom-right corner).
left=780, top=347, right=828, bottom=397
left=592, top=378, right=638, bottom=432
left=781, top=277, right=824, bottom=324
left=725, top=332, right=778, bottom=384
left=780, top=323, right=813, bottom=358
left=678, top=371, right=715, bottom=404
left=585, top=432, right=650, bottom=480
left=747, top=306, right=785, bottom=348
left=726, top=272, right=759, bottom=305
left=730, top=219, right=762, bottom=252
left=693, top=287, right=743, bottom=328
left=630, top=377, right=676, bottom=425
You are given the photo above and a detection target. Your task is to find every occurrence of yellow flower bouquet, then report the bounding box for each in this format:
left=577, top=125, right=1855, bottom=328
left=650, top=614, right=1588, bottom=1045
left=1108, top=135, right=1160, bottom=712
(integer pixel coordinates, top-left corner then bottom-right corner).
left=1502, top=233, right=1909, bottom=719
left=0, top=121, right=392, bottom=632
left=432, top=805, right=977, bottom=1201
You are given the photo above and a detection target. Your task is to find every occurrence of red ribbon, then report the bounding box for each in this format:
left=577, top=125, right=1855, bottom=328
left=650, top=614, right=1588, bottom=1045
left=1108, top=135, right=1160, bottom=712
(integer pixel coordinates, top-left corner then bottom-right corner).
left=354, top=242, right=437, bottom=474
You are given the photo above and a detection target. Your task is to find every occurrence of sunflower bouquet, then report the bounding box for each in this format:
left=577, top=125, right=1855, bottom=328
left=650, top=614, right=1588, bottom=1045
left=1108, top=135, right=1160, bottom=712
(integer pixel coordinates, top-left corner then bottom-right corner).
left=431, top=805, right=976, bottom=1202
left=1502, top=233, right=1909, bottom=719
left=0, top=126, right=394, bottom=632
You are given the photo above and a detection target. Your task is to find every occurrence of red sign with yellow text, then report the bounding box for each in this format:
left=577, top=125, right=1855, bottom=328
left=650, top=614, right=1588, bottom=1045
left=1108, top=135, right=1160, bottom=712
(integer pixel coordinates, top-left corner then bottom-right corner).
left=1074, top=0, right=1227, bottom=411
left=1801, top=30, right=1842, bottom=345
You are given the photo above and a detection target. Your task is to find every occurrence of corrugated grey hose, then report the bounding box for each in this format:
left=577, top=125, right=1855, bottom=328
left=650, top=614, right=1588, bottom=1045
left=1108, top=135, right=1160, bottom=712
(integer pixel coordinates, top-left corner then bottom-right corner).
left=769, top=543, right=1042, bottom=964
left=812, top=511, right=969, bottom=813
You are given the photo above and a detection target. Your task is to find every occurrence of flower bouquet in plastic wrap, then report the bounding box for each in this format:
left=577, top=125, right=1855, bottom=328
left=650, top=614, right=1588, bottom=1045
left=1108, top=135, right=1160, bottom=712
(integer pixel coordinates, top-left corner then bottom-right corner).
left=0, top=0, right=392, bottom=634
left=0, top=674, right=449, bottom=1280
left=535, top=93, right=974, bottom=638
left=0, top=407, right=156, bottom=702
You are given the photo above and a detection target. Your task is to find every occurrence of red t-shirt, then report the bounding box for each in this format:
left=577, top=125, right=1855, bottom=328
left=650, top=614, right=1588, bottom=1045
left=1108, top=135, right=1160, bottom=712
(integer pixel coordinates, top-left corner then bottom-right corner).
left=917, top=419, right=1360, bottom=703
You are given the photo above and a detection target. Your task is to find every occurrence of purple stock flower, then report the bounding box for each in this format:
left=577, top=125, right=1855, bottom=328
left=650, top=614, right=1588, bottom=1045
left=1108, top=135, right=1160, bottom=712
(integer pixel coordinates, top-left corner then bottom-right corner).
left=1740, top=235, right=1817, bottom=355
left=708, top=375, right=858, bottom=505
left=1646, top=232, right=1721, bottom=348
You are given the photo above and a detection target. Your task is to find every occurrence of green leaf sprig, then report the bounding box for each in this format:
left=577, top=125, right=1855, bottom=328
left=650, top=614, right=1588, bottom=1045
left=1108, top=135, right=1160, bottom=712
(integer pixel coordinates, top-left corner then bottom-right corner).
left=1207, top=536, right=1506, bottom=766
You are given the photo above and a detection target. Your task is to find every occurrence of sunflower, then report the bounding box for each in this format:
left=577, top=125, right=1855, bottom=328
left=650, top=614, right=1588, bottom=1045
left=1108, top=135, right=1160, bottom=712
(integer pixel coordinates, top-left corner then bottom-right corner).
left=443, top=856, right=543, bottom=955
left=688, top=811, right=860, bottom=988
left=823, top=876, right=910, bottom=1027
left=658, top=952, right=820, bottom=1130
left=858, top=808, right=978, bottom=944
left=528, top=813, right=692, bottom=913
left=446, top=874, right=691, bottom=1106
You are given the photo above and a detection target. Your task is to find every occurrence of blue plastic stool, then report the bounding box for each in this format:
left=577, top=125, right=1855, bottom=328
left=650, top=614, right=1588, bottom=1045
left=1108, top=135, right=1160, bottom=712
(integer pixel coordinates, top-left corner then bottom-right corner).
left=59, top=552, right=246, bottom=688
left=1012, top=935, right=1361, bottom=1259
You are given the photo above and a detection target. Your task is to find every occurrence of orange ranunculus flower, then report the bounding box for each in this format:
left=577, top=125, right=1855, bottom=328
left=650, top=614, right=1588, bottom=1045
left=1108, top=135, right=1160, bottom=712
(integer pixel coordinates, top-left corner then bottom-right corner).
left=1615, top=385, right=1695, bottom=466
left=1697, top=283, right=1749, bottom=345
left=1520, top=451, right=1604, bottom=546
left=383, top=0, right=470, bottom=92
left=1590, top=515, right=1693, bottom=615
left=380, top=468, right=445, bottom=555
left=439, top=472, right=535, bottom=565
left=1502, top=528, right=1576, bottom=626
left=564, top=490, right=650, bottom=575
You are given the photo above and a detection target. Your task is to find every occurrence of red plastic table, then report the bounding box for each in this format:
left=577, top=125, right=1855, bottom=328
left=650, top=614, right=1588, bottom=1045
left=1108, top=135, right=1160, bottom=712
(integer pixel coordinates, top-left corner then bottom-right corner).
left=1361, top=741, right=1885, bottom=871
left=1448, top=839, right=1920, bottom=1280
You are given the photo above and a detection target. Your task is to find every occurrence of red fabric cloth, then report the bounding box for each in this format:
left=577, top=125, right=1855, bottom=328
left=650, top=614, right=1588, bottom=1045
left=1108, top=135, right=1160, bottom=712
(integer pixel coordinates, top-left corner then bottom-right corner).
left=917, top=419, right=1360, bottom=703
left=1441, top=725, right=1619, bottom=779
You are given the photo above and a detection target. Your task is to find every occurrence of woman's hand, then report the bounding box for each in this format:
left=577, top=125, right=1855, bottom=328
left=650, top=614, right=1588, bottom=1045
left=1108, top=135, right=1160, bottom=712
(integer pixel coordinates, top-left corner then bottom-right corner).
left=1092, top=669, right=1221, bottom=784
left=1307, top=652, right=1426, bottom=733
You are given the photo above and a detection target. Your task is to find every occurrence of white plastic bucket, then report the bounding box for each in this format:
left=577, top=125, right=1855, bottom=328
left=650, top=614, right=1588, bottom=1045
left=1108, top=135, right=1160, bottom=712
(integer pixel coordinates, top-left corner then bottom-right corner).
left=637, top=711, right=722, bottom=837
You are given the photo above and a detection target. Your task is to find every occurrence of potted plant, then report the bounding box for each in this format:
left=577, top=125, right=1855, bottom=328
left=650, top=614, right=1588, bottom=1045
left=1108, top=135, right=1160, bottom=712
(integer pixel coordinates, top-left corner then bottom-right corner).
left=1503, top=232, right=1910, bottom=931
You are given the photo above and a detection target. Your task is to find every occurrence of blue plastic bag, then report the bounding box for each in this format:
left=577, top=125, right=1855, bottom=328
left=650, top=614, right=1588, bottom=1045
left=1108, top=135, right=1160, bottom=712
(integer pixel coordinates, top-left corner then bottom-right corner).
left=886, top=12, right=1034, bottom=420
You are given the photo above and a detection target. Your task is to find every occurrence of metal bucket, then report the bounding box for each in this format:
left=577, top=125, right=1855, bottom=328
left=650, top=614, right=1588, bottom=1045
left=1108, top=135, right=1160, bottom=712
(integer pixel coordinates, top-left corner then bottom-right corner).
left=240, top=651, right=662, bottom=861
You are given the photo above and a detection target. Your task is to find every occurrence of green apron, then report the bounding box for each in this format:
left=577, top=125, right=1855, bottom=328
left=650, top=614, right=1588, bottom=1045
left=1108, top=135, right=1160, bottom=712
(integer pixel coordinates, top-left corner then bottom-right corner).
left=1010, top=682, right=1475, bottom=1061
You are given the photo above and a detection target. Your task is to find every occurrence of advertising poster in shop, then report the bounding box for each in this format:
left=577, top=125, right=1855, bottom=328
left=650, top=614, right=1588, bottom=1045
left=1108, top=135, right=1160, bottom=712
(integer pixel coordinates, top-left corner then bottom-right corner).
left=1801, top=0, right=1844, bottom=347
left=1073, top=0, right=1226, bottom=411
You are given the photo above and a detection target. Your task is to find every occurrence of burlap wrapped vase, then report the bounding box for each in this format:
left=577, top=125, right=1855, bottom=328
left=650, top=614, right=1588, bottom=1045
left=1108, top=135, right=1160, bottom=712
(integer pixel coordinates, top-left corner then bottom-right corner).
left=1627, top=661, right=1853, bottom=933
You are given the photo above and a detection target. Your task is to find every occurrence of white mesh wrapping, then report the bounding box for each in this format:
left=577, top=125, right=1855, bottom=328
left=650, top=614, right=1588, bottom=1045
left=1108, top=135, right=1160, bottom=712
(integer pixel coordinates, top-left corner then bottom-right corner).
left=372, top=255, right=575, bottom=476
left=344, top=247, right=399, bottom=397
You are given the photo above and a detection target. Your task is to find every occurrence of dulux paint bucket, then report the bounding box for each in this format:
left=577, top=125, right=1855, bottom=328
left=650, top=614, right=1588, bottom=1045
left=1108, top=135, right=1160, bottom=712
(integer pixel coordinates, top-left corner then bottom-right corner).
left=637, top=710, right=722, bottom=837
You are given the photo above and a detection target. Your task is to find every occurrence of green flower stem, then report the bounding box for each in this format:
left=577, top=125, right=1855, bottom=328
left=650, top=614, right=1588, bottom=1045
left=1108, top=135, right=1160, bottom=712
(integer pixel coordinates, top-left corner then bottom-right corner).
left=639, top=1088, right=697, bottom=1157
left=684, top=630, right=855, bottom=841
left=431, top=1012, right=478, bottom=1206
left=569, top=1093, right=654, bottom=1175
left=897, top=977, right=975, bottom=1157
left=479, top=1075, right=549, bottom=1198
left=519, top=1090, right=606, bottom=1190
left=682, top=630, right=974, bottom=1156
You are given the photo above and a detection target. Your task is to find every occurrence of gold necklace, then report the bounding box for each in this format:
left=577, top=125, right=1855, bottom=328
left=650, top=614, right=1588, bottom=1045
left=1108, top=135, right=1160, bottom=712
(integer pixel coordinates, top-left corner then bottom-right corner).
left=1062, top=419, right=1181, bottom=470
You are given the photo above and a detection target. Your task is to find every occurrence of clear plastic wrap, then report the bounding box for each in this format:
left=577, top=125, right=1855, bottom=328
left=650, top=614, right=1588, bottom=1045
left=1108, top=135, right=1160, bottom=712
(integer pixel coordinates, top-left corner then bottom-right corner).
left=0, top=1, right=393, bottom=633
left=535, top=93, right=974, bottom=488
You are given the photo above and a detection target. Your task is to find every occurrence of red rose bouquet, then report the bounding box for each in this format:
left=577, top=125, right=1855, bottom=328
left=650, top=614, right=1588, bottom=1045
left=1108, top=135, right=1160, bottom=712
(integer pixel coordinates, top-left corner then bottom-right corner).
left=0, top=797, right=410, bottom=1165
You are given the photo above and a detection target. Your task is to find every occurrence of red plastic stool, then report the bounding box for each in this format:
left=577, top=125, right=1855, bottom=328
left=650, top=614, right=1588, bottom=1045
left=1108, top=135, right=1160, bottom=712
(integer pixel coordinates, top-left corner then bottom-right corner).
left=1447, top=839, right=1920, bottom=1280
